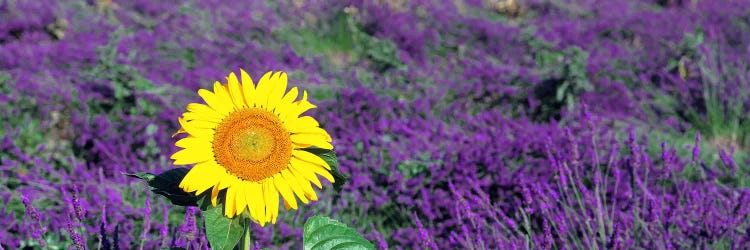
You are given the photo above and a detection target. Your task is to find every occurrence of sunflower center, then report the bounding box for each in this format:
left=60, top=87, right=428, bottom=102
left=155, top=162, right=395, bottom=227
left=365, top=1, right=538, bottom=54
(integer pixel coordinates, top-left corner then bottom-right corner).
left=212, top=108, right=292, bottom=182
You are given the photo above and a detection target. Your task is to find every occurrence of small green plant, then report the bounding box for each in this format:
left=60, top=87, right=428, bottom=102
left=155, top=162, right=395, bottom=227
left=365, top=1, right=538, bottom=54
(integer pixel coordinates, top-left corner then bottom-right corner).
left=670, top=29, right=750, bottom=149
left=522, top=27, right=592, bottom=120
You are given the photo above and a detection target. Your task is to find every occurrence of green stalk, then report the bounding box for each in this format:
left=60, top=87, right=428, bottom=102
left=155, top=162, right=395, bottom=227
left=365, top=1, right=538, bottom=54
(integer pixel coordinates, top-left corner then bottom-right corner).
left=241, top=219, right=252, bottom=250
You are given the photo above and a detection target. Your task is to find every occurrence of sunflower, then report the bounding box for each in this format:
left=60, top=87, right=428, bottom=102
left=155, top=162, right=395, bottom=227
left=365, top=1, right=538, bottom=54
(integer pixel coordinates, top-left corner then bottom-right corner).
left=171, top=69, right=335, bottom=225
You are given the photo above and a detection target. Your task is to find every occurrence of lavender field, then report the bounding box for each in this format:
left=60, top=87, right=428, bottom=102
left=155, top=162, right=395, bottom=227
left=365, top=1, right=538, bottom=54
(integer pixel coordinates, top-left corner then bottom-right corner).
left=2, top=0, right=750, bottom=249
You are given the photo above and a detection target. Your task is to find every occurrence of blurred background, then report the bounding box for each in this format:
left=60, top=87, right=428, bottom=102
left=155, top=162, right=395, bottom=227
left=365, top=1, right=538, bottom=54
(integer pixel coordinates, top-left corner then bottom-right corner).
left=1, top=0, right=749, bottom=249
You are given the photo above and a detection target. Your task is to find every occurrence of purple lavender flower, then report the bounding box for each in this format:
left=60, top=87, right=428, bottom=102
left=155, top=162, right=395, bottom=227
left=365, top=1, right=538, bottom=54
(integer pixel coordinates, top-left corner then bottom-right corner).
left=691, top=133, right=701, bottom=164
left=20, top=194, right=46, bottom=247
left=72, top=185, right=86, bottom=222
left=160, top=204, right=169, bottom=247
left=2, top=0, right=750, bottom=248
left=370, top=225, right=389, bottom=250
left=718, top=148, right=737, bottom=174
left=411, top=212, right=437, bottom=249
left=65, top=215, right=85, bottom=250
left=140, top=199, right=152, bottom=242
left=176, top=207, right=198, bottom=247
left=543, top=219, right=553, bottom=250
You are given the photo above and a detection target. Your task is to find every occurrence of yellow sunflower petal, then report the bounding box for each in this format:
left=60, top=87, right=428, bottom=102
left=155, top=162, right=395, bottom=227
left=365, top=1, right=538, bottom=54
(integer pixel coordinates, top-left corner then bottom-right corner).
left=308, top=162, right=336, bottom=183
left=292, top=142, right=313, bottom=149
left=273, top=173, right=298, bottom=210
left=182, top=111, right=222, bottom=123
left=254, top=71, right=274, bottom=109
left=302, top=184, right=318, bottom=201
left=292, top=149, right=331, bottom=170
left=292, top=99, right=317, bottom=118
left=278, top=87, right=298, bottom=111
left=175, top=137, right=212, bottom=150
left=211, top=184, right=220, bottom=207
left=290, top=126, right=332, bottom=141
left=213, top=82, right=237, bottom=112
left=281, top=169, right=309, bottom=204
left=218, top=174, right=240, bottom=190
left=242, top=182, right=255, bottom=221
left=288, top=167, right=318, bottom=201
left=263, top=179, right=279, bottom=224
left=185, top=119, right=219, bottom=129
left=247, top=181, right=265, bottom=225
left=186, top=103, right=223, bottom=120
left=281, top=90, right=316, bottom=121
left=290, top=133, right=334, bottom=150
left=285, top=116, right=320, bottom=131
left=198, top=89, right=231, bottom=116
left=234, top=184, right=247, bottom=217
left=290, top=158, right=323, bottom=189
left=240, top=69, right=256, bottom=107
left=178, top=117, right=214, bottom=140
left=225, top=185, right=238, bottom=218
left=267, top=72, right=288, bottom=113
left=171, top=147, right=212, bottom=165
left=183, top=163, right=223, bottom=194
left=226, top=72, right=246, bottom=109
left=280, top=102, right=314, bottom=124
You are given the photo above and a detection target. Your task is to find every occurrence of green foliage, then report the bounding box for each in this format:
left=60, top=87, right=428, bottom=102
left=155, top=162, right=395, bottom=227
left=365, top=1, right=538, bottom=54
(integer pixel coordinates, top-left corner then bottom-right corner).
left=0, top=72, right=11, bottom=96
left=277, top=11, right=403, bottom=72
left=521, top=27, right=593, bottom=120
left=84, top=28, right=167, bottom=118
left=0, top=73, right=81, bottom=190
left=20, top=235, right=74, bottom=250
left=666, top=28, right=704, bottom=72
left=303, top=216, right=374, bottom=250
left=552, top=46, right=591, bottom=109
left=397, top=152, right=441, bottom=179
left=203, top=206, right=246, bottom=250
left=690, top=54, right=750, bottom=149
left=345, top=13, right=403, bottom=72
left=126, top=168, right=199, bottom=207
left=0, top=73, right=43, bottom=147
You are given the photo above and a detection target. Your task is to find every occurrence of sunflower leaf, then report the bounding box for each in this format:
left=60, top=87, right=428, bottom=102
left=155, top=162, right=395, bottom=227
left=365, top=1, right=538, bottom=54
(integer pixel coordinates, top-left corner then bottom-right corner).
left=195, top=191, right=215, bottom=211
left=303, top=215, right=374, bottom=250
left=125, top=168, right=198, bottom=206
left=204, top=205, right=244, bottom=250
left=301, top=148, right=349, bottom=191
left=125, top=172, right=155, bottom=182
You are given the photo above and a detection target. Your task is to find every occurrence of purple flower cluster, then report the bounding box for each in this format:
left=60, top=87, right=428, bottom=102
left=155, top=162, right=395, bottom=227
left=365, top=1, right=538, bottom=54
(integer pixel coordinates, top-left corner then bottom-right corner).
left=1, top=0, right=749, bottom=249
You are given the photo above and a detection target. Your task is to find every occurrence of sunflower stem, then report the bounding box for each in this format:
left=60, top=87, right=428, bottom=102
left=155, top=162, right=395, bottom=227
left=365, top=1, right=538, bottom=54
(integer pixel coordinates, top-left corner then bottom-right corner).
left=241, top=219, right=252, bottom=250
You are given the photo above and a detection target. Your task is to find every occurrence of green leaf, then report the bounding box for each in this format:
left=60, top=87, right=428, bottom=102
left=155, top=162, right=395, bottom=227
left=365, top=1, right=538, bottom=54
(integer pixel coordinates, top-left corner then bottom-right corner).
left=126, top=172, right=156, bottom=182
left=125, top=168, right=198, bottom=206
left=301, top=148, right=349, bottom=191
left=303, top=216, right=374, bottom=250
left=194, top=190, right=216, bottom=211
left=204, top=205, right=245, bottom=250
